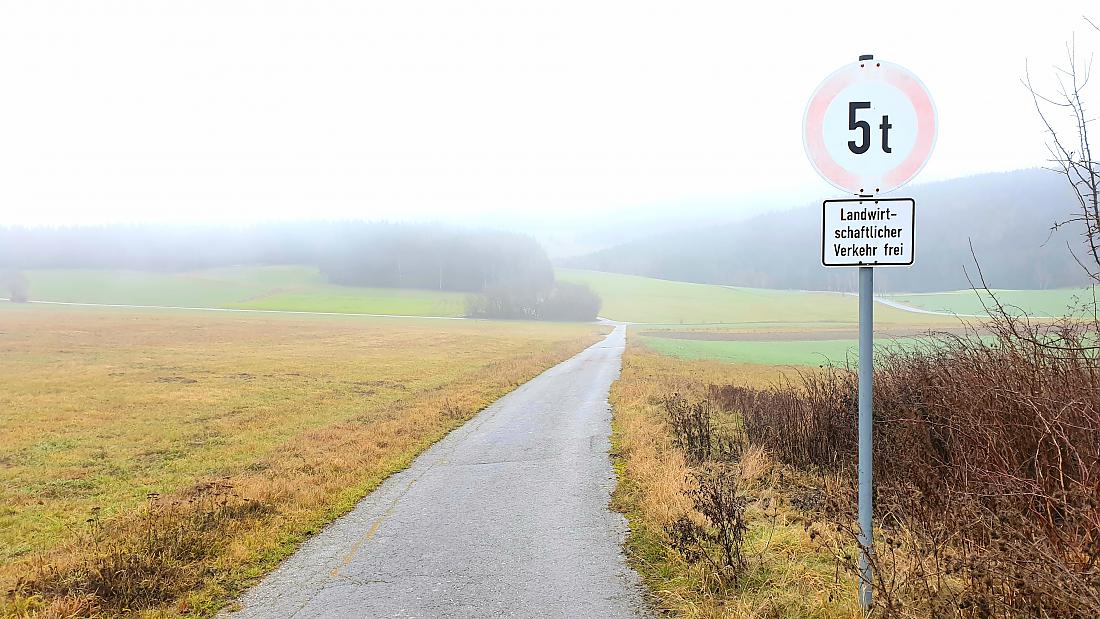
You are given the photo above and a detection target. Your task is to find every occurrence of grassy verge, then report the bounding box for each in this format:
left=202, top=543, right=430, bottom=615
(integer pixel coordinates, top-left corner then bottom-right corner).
left=609, top=344, right=862, bottom=618
left=1, top=304, right=606, bottom=616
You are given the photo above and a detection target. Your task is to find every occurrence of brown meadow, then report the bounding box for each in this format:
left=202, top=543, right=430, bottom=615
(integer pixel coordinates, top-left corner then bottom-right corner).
left=0, top=304, right=605, bottom=616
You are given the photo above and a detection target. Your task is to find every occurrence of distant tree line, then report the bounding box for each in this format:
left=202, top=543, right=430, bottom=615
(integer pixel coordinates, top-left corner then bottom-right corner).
left=318, top=225, right=555, bottom=293
left=0, top=221, right=601, bottom=320
left=0, top=222, right=551, bottom=292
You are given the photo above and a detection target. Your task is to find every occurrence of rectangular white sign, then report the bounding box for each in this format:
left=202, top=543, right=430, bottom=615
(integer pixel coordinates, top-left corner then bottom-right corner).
left=821, top=198, right=915, bottom=267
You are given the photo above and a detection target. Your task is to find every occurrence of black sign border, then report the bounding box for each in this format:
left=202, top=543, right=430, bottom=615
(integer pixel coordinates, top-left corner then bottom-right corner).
left=821, top=197, right=915, bottom=268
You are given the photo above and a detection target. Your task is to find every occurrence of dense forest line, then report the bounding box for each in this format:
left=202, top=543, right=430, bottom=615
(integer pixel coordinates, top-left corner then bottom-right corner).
left=0, top=222, right=554, bottom=293
left=565, top=169, right=1093, bottom=292
left=0, top=222, right=600, bottom=320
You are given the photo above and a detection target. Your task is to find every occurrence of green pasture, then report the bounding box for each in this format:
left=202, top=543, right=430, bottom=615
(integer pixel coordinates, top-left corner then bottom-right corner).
left=885, top=287, right=1093, bottom=318
left=637, top=321, right=864, bottom=332
left=636, top=333, right=934, bottom=367
left=15, top=267, right=469, bottom=317
left=17, top=265, right=1076, bottom=328
left=558, top=268, right=955, bottom=326
left=14, top=268, right=269, bottom=307
left=237, top=287, right=467, bottom=316
left=638, top=335, right=859, bottom=366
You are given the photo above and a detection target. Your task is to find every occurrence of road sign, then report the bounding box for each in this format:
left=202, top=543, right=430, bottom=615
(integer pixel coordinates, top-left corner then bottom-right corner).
left=803, top=59, right=936, bottom=195
left=822, top=198, right=914, bottom=267
left=803, top=55, right=937, bottom=613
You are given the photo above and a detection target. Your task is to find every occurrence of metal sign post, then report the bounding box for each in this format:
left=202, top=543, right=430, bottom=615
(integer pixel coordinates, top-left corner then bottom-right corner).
left=857, top=264, right=873, bottom=608
left=803, top=54, right=936, bottom=611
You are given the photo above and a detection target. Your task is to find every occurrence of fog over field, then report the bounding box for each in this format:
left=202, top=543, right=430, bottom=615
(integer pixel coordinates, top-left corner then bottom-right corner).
left=3, top=2, right=1097, bottom=292
left=1, top=2, right=1094, bottom=230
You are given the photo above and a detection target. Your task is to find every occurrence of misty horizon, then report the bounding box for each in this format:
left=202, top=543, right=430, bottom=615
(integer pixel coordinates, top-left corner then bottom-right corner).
left=2, top=2, right=1094, bottom=228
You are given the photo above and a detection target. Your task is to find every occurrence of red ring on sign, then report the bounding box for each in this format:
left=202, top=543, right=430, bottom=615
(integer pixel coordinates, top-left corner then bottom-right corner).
left=881, top=65, right=936, bottom=188
left=802, top=60, right=937, bottom=195
left=804, top=71, right=859, bottom=191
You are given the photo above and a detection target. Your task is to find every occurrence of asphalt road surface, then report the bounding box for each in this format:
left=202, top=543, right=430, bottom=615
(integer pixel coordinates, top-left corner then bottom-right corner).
left=227, top=325, right=647, bottom=619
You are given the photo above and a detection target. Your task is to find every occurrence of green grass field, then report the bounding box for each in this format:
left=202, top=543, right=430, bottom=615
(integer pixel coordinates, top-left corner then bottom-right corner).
left=557, top=268, right=958, bottom=326
left=884, top=287, right=1093, bottom=317
left=16, top=267, right=469, bottom=317
left=236, top=286, right=466, bottom=316
left=636, top=334, right=936, bottom=366
left=555, top=269, right=1076, bottom=365
left=553, top=269, right=982, bottom=365
left=33, top=266, right=1070, bottom=327
left=19, top=266, right=1082, bottom=325
left=21, top=265, right=1052, bottom=367
left=638, top=335, right=858, bottom=366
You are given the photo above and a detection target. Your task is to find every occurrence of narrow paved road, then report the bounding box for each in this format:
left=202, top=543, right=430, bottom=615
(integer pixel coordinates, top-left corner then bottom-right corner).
left=227, top=325, right=646, bottom=619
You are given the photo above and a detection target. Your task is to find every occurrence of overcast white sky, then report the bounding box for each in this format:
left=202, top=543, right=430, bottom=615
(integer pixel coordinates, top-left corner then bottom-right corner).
left=0, top=1, right=1095, bottom=226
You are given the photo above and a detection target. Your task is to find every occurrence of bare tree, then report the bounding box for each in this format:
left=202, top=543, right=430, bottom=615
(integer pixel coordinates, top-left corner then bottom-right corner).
left=1024, top=17, right=1100, bottom=280
left=963, top=18, right=1100, bottom=351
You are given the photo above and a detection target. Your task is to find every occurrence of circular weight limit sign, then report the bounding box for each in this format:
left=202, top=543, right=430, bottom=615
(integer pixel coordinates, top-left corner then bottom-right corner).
left=803, top=59, right=936, bottom=195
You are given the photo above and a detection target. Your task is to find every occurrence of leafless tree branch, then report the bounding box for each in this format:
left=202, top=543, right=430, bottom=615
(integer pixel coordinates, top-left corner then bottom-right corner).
left=1023, top=24, right=1100, bottom=282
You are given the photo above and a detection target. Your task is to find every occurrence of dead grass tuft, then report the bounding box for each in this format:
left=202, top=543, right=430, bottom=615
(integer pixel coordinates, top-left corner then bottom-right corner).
left=14, top=482, right=273, bottom=615
left=736, top=446, right=770, bottom=488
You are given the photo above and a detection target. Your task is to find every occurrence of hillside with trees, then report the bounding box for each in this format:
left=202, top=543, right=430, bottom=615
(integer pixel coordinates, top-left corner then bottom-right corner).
left=565, top=169, right=1091, bottom=292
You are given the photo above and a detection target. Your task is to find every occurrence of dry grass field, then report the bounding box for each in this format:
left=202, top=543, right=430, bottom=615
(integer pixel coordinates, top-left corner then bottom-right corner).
left=609, top=344, right=864, bottom=619
left=0, top=304, right=606, bottom=616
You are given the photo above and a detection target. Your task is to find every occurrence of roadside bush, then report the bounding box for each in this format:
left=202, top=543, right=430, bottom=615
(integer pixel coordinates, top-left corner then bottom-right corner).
left=712, top=314, right=1100, bottom=618
left=664, top=394, right=741, bottom=465
left=668, top=464, right=749, bottom=584
left=660, top=395, right=751, bottom=585
left=538, top=282, right=601, bottom=321
left=664, top=394, right=716, bottom=465
left=467, top=280, right=602, bottom=321
left=467, top=279, right=543, bottom=320
left=712, top=370, right=855, bottom=473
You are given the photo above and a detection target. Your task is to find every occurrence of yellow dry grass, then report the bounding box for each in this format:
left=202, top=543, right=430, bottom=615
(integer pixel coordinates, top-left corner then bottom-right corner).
left=0, top=304, right=606, bottom=617
left=610, top=343, right=864, bottom=618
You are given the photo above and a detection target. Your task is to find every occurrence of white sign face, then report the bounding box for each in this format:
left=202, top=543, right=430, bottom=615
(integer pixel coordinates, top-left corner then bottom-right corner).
left=822, top=198, right=914, bottom=267
left=804, top=59, right=936, bottom=195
